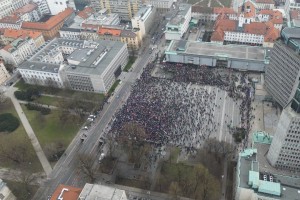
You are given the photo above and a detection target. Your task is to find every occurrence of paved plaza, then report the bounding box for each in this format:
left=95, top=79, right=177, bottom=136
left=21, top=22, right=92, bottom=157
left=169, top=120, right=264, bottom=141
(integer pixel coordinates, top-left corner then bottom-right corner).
left=109, top=62, right=253, bottom=150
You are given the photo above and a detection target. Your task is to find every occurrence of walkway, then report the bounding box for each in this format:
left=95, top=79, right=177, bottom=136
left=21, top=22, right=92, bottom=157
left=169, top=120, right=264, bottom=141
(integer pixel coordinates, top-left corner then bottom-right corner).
left=5, top=87, right=52, bottom=176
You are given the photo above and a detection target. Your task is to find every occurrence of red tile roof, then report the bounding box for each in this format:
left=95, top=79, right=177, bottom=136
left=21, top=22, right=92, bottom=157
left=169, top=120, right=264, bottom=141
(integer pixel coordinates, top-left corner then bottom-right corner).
left=255, top=0, right=275, bottom=4
left=238, top=1, right=256, bottom=18
left=211, top=19, right=238, bottom=41
left=14, top=3, right=38, bottom=15
left=3, top=29, right=42, bottom=39
left=213, top=7, right=236, bottom=15
left=50, top=184, right=82, bottom=200
left=0, top=15, right=21, bottom=24
left=259, top=10, right=283, bottom=24
left=77, top=7, right=94, bottom=19
left=98, top=27, right=121, bottom=36
left=244, top=22, right=279, bottom=42
left=22, top=8, right=74, bottom=30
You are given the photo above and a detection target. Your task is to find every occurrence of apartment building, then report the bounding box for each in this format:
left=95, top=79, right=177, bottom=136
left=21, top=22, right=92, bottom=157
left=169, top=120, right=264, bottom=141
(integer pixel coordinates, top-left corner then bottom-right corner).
left=18, top=38, right=129, bottom=93
left=254, top=0, right=275, bottom=10
left=145, top=0, right=173, bottom=13
left=0, top=36, right=36, bottom=66
left=0, top=15, right=22, bottom=29
left=32, top=0, right=50, bottom=15
left=165, top=3, right=191, bottom=41
left=21, top=8, right=74, bottom=40
left=46, top=0, right=76, bottom=15
left=13, top=3, right=42, bottom=22
left=0, top=62, right=10, bottom=85
left=191, top=6, right=237, bottom=22
left=1, top=29, right=45, bottom=47
left=131, top=5, right=156, bottom=37
left=265, top=27, right=300, bottom=108
left=97, top=0, right=143, bottom=21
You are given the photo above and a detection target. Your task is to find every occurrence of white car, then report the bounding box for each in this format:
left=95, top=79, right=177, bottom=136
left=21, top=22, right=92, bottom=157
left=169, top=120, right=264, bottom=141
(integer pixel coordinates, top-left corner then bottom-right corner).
left=99, top=153, right=106, bottom=163
left=87, top=118, right=94, bottom=122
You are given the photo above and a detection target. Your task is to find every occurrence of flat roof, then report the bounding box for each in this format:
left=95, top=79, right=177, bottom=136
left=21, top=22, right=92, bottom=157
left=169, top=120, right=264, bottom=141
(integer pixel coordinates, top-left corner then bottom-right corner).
left=65, top=40, right=125, bottom=75
left=79, top=183, right=125, bottom=200
left=166, top=40, right=266, bottom=61
left=168, top=3, right=191, bottom=26
left=252, top=131, right=273, bottom=144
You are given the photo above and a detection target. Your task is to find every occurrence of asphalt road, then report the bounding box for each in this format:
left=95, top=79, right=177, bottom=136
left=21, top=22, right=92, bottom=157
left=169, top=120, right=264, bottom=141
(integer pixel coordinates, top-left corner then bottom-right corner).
left=33, top=46, right=154, bottom=200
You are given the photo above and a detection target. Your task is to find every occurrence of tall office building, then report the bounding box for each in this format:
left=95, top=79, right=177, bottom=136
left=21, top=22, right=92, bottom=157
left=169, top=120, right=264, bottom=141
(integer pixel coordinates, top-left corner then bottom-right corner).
left=265, top=27, right=300, bottom=108
left=95, top=0, right=144, bottom=21
left=266, top=27, right=300, bottom=171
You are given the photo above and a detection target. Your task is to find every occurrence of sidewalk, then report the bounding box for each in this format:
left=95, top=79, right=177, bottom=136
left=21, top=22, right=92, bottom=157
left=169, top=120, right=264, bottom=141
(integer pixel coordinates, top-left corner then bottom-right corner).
left=5, top=87, right=52, bottom=176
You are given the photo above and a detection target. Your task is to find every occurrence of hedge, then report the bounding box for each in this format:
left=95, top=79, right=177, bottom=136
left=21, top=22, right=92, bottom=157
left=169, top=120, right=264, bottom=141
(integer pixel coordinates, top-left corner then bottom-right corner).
left=0, top=113, right=20, bottom=133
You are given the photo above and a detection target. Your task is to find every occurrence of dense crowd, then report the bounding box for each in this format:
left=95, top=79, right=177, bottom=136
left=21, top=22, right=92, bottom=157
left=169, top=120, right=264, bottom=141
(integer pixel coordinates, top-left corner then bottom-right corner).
left=109, top=62, right=253, bottom=149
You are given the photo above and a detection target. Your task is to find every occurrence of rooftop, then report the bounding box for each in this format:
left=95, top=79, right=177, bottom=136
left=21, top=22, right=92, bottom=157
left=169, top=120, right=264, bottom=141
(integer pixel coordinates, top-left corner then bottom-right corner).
left=255, top=0, right=275, bottom=4
left=134, top=5, right=153, bottom=21
left=168, top=3, right=191, bottom=26
left=50, top=184, right=82, bottom=200
left=19, top=37, right=126, bottom=77
left=3, top=29, right=42, bottom=39
left=0, top=15, right=21, bottom=24
left=79, top=183, right=126, bottom=200
left=14, top=3, right=38, bottom=15
left=77, top=7, right=94, bottom=19
left=2, top=37, right=32, bottom=53
left=22, top=8, right=74, bottom=30
left=166, top=40, right=266, bottom=61
left=82, top=12, right=119, bottom=27
left=213, top=7, right=236, bottom=14
left=191, top=5, right=213, bottom=14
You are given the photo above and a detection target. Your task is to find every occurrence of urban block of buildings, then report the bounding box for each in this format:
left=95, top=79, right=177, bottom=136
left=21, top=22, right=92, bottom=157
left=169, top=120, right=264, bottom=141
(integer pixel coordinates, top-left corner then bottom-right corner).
left=1, top=29, right=45, bottom=47
left=0, top=61, right=10, bottom=85
left=131, top=5, right=156, bottom=37
left=210, top=0, right=282, bottom=47
left=18, top=38, right=129, bottom=93
left=145, top=0, right=174, bottom=13
left=92, top=0, right=143, bottom=21
left=165, top=40, right=269, bottom=71
left=50, top=183, right=128, bottom=200
left=21, top=8, right=74, bottom=40
left=0, top=36, right=36, bottom=66
left=165, top=3, right=191, bottom=41
left=235, top=131, right=300, bottom=200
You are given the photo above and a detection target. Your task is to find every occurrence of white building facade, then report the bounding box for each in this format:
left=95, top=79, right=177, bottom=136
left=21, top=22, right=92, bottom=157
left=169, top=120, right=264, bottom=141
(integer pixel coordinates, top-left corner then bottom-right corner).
left=45, top=0, right=76, bottom=15
left=0, top=37, right=36, bottom=66
left=0, top=62, right=10, bottom=85
left=131, top=5, right=156, bottom=37
left=165, top=3, right=191, bottom=41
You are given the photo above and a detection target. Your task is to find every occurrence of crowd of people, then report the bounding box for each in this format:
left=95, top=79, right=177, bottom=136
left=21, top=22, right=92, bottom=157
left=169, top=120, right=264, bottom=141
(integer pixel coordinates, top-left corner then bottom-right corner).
left=109, top=62, right=253, bottom=150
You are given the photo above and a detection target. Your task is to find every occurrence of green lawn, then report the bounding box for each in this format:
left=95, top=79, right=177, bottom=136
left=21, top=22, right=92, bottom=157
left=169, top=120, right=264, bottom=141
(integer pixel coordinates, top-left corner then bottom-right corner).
left=21, top=105, right=84, bottom=152
left=123, top=57, right=136, bottom=72
left=0, top=100, right=43, bottom=172
left=15, top=79, right=105, bottom=101
left=34, top=95, right=59, bottom=107
left=188, top=0, right=209, bottom=6
left=108, top=80, right=121, bottom=95
left=4, top=179, right=38, bottom=200
left=219, top=0, right=232, bottom=7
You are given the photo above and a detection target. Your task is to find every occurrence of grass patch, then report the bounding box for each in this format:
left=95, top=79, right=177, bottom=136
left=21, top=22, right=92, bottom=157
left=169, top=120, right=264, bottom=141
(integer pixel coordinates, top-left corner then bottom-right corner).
left=188, top=0, right=209, bottom=6
left=226, top=161, right=236, bottom=200
left=15, top=79, right=104, bottom=101
left=21, top=105, right=84, bottom=155
left=219, top=0, right=232, bottom=7
left=123, top=57, right=136, bottom=72
left=108, top=80, right=120, bottom=96
left=4, top=179, right=38, bottom=200
left=0, top=100, right=43, bottom=172
left=211, top=0, right=223, bottom=7
left=34, top=95, right=60, bottom=107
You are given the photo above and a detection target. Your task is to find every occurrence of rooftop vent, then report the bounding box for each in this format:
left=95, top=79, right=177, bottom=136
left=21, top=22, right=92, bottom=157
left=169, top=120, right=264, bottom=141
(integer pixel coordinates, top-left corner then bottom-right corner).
left=42, top=66, right=46, bottom=70
left=54, top=68, right=58, bottom=72
left=29, top=65, right=34, bottom=68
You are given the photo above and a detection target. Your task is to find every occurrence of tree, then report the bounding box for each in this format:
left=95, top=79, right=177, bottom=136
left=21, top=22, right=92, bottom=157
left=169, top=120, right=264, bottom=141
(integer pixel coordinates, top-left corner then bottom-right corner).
left=78, top=153, right=97, bottom=183
left=0, top=113, right=20, bottom=132
left=0, top=135, right=35, bottom=166
left=168, top=181, right=182, bottom=199
left=0, top=88, right=7, bottom=103
left=118, top=122, right=150, bottom=165
left=106, top=134, right=117, bottom=159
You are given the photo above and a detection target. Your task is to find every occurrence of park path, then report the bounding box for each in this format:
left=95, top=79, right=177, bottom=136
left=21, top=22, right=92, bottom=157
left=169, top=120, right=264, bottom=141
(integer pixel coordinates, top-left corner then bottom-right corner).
left=5, top=87, right=53, bottom=176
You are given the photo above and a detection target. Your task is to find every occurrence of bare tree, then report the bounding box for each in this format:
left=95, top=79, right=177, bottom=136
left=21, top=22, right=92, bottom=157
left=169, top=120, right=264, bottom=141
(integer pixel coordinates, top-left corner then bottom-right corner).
left=78, top=153, right=97, bottom=183
left=0, top=135, right=35, bottom=165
